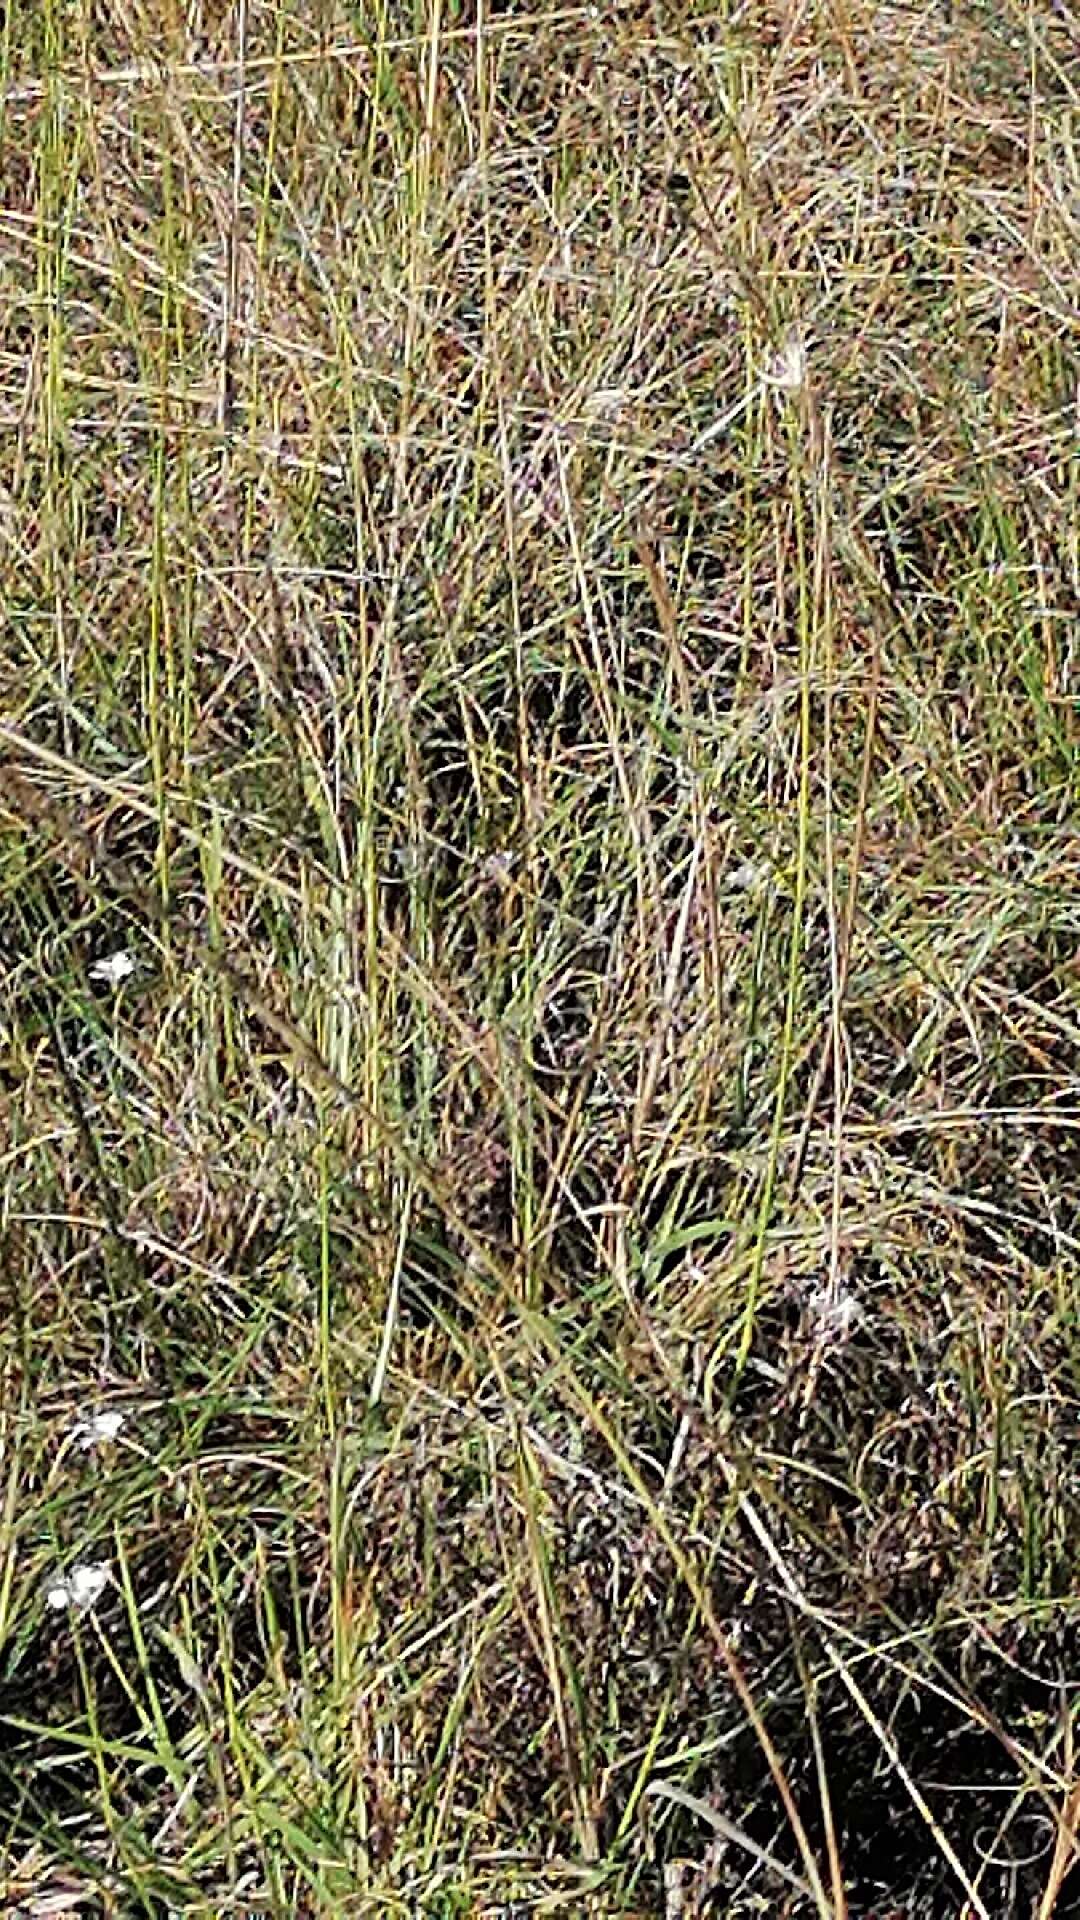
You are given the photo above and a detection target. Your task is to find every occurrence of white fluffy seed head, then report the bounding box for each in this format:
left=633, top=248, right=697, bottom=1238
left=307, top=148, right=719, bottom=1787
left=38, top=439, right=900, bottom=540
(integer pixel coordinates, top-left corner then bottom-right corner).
left=88, top=950, right=136, bottom=987
left=808, top=1286, right=863, bottom=1344
left=74, top=1408, right=126, bottom=1449
left=46, top=1562, right=110, bottom=1613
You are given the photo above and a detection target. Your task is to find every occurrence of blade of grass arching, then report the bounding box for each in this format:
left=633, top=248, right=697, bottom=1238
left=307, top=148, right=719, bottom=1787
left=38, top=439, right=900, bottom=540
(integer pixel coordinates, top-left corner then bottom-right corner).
left=0, top=1714, right=166, bottom=1773
left=644, top=1778, right=816, bottom=1900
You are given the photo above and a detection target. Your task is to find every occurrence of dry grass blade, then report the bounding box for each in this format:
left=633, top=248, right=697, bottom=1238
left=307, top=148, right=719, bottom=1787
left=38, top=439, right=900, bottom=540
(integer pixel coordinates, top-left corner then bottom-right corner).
left=1036, top=1779, right=1080, bottom=1919
left=644, top=1778, right=816, bottom=1901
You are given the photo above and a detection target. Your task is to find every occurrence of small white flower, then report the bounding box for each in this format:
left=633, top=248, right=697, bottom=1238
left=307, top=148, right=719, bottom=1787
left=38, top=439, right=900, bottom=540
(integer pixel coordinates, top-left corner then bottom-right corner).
left=45, top=1561, right=110, bottom=1613
left=88, top=949, right=136, bottom=988
left=73, top=1408, right=125, bottom=1450
left=765, top=334, right=808, bottom=395
left=727, top=860, right=770, bottom=892
left=808, top=1285, right=863, bottom=1344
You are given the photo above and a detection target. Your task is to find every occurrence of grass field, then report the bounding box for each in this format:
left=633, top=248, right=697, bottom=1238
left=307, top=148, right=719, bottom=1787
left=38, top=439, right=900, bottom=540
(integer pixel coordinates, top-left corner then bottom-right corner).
left=1, top=1, right=1079, bottom=1913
